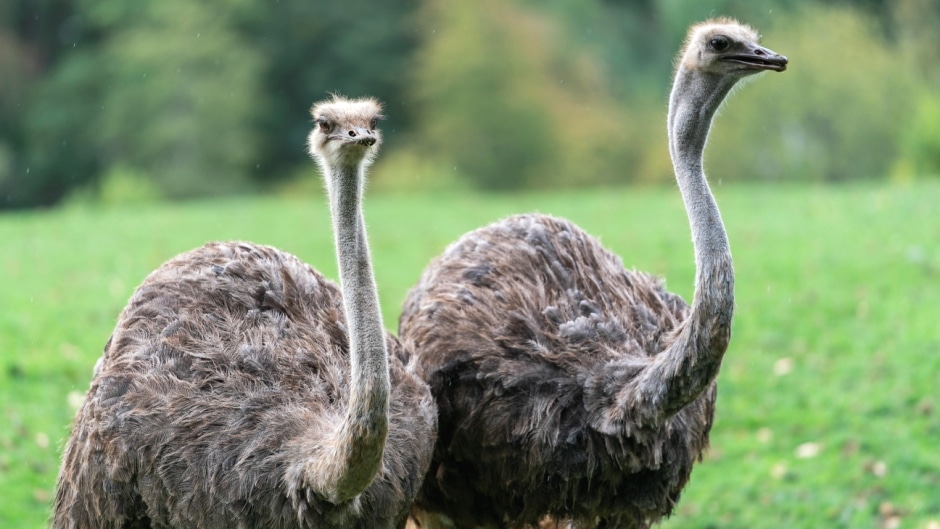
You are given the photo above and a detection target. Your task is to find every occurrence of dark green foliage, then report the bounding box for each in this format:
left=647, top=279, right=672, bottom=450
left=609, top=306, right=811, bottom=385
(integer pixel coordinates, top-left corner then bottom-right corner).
left=1, top=0, right=419, bottom=208
left=0, top=0, right=80, bottom=207
left=1, top=0, right=939, bottom=208
left=892, top=0, right=940, bottom=178
left=899, top=95, right=940, bottom=178
left=707, top=5, right=917, bottom=182
left=19, top=51, right=103, bottom=207
left=245, top=0, right=421, bottom=182
left=409, top=0, right=638, bottom=190
left=72, top=0, right=266, bottom=199
left=409, top=0, right=556, bottom=190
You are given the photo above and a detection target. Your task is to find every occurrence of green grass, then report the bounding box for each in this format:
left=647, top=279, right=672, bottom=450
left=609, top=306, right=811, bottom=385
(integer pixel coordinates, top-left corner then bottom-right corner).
left=1, top=182, right=938, bottom=528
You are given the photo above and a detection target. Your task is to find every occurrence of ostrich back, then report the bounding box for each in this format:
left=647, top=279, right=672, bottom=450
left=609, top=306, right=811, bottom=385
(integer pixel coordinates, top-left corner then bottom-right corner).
left=399, top=214, right=716, bottom=529
left=55, top=242, right=435, bottom=529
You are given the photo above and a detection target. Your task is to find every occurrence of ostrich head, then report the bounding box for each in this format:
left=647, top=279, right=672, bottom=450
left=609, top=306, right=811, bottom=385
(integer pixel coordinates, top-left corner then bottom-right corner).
left=678, top=18, right=787, bottom=77
left=307, top=96, right=385, bottom=172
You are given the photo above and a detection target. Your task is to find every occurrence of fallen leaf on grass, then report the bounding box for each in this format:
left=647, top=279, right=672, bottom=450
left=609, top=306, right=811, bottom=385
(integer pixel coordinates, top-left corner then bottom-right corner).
left=33, top=488, right=51, bottom=503
left=842, top=439, right=860, bottom=457
left=756, top=427, right=772, bottom=443
left=883, top=517, right=901, bottom=529
left=795, top=442, right=822, bottom=459
left=879, top=502, right=904, bottom=529
left=773, top=357, right=793, bottom=377
left=67, top=391, right=85, bottom=410
left=863, top=459, right=889, bottom=478
left=916, top=398, right=934, bottom=416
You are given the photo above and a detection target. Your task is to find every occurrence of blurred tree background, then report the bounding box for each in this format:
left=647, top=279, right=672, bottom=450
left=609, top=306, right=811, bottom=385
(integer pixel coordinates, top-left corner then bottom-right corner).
left=1, top=0, right=938, bottom=209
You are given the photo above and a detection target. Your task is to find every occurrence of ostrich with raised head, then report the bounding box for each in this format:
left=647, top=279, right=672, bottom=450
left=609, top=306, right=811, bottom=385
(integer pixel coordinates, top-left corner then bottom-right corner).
left=54, top=96, right=436, bottom=529
left=400, top=19, right=787, bottom=529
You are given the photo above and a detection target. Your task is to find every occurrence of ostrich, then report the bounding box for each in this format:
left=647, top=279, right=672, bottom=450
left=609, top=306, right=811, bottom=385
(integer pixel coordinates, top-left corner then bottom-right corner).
left=400, top=19, right=787, bottom=529
left=53, top=96, right=436, bottom=529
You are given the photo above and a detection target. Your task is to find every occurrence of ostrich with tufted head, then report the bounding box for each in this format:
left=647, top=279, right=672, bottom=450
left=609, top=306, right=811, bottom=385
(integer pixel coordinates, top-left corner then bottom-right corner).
left=401, top=19, right=787, bottom=529
left=54, top=96, right=437, bottom=529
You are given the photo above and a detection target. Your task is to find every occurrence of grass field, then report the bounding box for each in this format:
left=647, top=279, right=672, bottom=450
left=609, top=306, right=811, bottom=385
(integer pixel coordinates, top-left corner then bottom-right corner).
left=1, top=181, right=938, bottom=528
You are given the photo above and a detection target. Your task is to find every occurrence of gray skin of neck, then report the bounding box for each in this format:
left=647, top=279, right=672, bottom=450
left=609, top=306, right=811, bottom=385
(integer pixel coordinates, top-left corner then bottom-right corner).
left=311, top=159, right=390, bottom=504
left=630, top=67, right=738, bottom=425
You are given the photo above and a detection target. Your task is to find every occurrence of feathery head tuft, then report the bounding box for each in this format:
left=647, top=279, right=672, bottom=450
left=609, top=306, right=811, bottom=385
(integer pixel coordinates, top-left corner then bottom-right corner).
left=307, top=95, right=385, bottom=169
left=676, top=18, right=786, bottom=76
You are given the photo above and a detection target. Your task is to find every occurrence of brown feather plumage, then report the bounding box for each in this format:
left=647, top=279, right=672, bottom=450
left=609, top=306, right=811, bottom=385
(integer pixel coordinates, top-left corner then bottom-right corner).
left=400, top=215, right=712, bottom=528
left=54, top=243, right=434, bottom=528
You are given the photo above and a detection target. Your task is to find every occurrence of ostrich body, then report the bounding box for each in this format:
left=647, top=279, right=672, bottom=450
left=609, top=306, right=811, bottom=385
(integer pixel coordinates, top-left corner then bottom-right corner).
left=54, top=96, right=436, bottom=529
left=400, top=20, right=787, bottom=529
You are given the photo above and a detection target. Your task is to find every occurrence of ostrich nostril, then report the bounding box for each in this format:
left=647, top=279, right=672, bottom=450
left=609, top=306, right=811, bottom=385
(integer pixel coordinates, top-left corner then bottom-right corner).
left=348, top=130, right=357, bottom=137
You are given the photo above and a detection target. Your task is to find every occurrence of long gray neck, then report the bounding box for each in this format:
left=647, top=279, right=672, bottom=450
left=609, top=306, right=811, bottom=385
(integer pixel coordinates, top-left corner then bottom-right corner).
left=314, top=161, right=390, bottom=503
left=632, top=67, right=737, bottom=422
left=667, top=69, right=735, bottom=274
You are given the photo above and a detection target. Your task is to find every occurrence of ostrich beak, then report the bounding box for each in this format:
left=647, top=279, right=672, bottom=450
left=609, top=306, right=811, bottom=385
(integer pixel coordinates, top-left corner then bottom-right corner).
left=351, top=127, right=378, bottom=147
left=722, top=45, right=788, bottom=72
left=354, top=131, right=377, bottom=147
left=333, top=127, right=378, bottom=147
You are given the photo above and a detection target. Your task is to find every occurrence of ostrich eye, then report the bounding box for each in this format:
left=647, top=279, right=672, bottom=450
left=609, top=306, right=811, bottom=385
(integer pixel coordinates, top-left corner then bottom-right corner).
left=370, top=115, right=385, bottom=130
left=709, top=36, right=731, bottom=52
left=317, top=119, right=331, bottom=133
